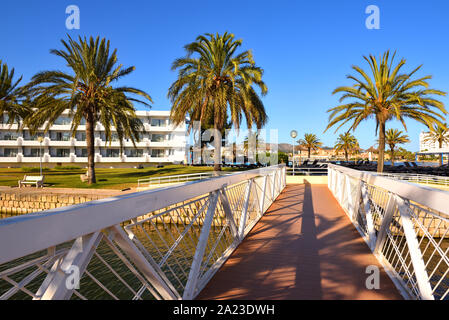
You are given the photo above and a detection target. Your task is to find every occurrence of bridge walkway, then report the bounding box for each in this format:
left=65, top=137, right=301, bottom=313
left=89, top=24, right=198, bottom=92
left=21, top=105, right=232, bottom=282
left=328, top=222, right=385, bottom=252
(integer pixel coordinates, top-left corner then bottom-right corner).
left=198, top=183, right=402, bottom=300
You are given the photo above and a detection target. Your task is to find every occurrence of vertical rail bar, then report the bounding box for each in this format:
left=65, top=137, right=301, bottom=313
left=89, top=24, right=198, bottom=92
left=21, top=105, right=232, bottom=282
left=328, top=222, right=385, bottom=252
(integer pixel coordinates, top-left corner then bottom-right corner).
left=374, top=193, right=397, bottom=254
left=396, top=196, right=434, bottom=300
left=238, top=179, right=253, bottom=240
left=183, top=191, right=219, bottom=300
left=361, top=183, right=377, bottom=250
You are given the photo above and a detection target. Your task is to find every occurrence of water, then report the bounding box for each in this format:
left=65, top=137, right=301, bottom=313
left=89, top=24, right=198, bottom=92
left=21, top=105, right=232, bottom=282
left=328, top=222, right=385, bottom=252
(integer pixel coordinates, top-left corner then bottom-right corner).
left=0, top=220, right=229, bottom=300
left=336, top=160, right=441, bottom=167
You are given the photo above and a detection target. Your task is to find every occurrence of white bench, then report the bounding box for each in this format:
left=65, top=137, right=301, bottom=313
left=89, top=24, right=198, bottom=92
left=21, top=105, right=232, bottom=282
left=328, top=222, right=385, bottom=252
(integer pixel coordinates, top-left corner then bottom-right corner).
left=18, top=175, right=45, bottom=188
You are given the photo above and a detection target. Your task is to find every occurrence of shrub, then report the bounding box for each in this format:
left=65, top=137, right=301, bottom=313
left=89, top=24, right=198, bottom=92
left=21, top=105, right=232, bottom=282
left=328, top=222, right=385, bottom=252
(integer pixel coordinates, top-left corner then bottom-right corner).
left=54, top=165, right=82, bottom=170
left=21, top=167, right=50, bottom=173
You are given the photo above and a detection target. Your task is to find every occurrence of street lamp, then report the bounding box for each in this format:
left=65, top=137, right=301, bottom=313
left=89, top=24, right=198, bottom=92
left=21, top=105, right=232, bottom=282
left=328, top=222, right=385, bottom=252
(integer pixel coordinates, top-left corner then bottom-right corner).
left=290, top=130, right=298, bottom=176
left=37, top=136, right=44, bottom=176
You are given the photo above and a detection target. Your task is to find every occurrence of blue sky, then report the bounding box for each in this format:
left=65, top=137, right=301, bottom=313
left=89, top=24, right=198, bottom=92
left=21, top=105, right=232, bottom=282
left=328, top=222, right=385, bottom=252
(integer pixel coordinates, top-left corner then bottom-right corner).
left=2, top=0, right=449, bottom=151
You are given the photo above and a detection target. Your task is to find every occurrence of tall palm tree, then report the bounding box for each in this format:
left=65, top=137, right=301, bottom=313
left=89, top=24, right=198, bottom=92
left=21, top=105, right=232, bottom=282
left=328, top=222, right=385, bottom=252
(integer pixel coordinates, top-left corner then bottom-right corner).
left=298, top=133, right=322, bottom=159
left=424, top=123, right=449, bottom=166
left=25, top=35, right=152, bottom=184
left=0, top=61, right=30, bottom=125
left=334, top=132, right=359, bottom=161
left=325, top=50, right=446, bottom=172
left=384, top=129, right=410, bottom=165
left=168, top=32, right=268, bottom=171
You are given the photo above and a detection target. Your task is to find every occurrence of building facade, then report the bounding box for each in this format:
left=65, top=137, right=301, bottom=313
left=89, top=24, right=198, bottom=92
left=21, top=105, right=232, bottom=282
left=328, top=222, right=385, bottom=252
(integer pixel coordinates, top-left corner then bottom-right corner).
left=419, top=131, right=449, bottom=152
left=0, top=110, right=187, bottom=168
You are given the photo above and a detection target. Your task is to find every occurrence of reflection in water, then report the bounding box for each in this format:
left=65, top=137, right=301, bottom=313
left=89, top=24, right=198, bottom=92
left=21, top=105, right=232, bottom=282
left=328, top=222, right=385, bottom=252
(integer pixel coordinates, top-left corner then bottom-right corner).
left=0, top=220, right=225, bottom=300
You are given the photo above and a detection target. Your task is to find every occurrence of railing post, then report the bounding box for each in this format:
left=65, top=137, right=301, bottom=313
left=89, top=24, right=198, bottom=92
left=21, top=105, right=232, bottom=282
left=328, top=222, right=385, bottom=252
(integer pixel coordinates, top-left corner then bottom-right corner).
left=259, top=175, right=268, bottom=216
left=35, top=231, right=103, bottom=300
left=361, top=183, right=377, bottom=250
left=271, top=171, right=277, bottom=201
left=374, top=193, right=397, bottom=254
left=345, top=175, right=355, bottom=221
left=218, top=188, right=239, bottom=238
left=283, top=166, right=287, bottom=188
left=109, top=225, right=179, bottom=300
left=183, top=191, right=219, bottom=300
left=238, top=179, right=253, bottom=240
left=396, top=196, right=434, bottom=300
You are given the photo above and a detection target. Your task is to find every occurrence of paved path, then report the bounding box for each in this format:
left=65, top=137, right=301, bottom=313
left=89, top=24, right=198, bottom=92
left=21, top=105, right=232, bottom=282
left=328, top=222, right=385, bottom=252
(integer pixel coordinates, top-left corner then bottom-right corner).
left=198, top=183, right=402, bottom=300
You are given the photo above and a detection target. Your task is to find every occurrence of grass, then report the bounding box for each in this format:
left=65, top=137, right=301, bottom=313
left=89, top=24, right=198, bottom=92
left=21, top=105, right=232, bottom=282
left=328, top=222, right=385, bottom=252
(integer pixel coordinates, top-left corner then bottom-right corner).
left=0, top=165, right=242, bottom=190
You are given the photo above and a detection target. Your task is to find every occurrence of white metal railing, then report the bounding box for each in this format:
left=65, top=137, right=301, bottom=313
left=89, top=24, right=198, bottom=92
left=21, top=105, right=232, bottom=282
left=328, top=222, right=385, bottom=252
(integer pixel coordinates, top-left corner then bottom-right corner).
left=373, top=172, right=449, bottom=187
left=137, top=172, right=229, bottom=188
left=328, top=164, right=449, bottom=300
left=0, top=165, right=286, bottom=300
left=286, top=166, right=328, bottom=176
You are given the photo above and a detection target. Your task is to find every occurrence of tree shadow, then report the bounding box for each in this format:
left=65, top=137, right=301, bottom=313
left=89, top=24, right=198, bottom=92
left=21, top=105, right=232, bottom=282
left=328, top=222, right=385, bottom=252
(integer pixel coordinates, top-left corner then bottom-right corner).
left=197, top=183, right=402, bottom=300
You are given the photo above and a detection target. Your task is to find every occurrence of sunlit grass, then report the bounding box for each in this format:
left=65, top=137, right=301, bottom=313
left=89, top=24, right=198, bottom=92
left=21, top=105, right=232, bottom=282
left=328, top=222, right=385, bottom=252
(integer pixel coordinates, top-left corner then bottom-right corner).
left=0, top=165, right=241, bottom=189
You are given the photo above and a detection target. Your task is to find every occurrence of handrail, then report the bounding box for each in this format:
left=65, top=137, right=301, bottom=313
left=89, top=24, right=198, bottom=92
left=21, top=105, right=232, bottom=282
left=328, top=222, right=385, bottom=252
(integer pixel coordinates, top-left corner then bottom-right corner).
left=0, top=164, right=286, bottom=300
left=137, top=171, right=226, bottom=188
left=286, top=166, right=328, bottom=176
left=373, top=172, right=449, bottom=187
left=328, top=164, right=449, bottom=300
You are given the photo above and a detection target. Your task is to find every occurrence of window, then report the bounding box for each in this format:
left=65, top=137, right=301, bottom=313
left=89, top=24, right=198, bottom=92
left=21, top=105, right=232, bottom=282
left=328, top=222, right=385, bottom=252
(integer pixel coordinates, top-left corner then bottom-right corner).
left=151, top=118, right=167, bottom=127
left=23, top=132, right=44, bottom=141
left=76, top=132, right=86, bottom=141
left=4, top=148, right=18, bottom=157
left=127, top=149, right=143, bottom=157
left=152, top=134, right=166, bottom=142
left=77, top=148, right=88, bottom=157
left=55, top=149, right=70, bottom=157
left=105, top=149, right=120, bottom=157
left=0, top=115, right=19, bottom=124
left=3, top=132, right=19, bottom=141
left=26, top=148, right=41, bottom=157
left=151, top=149, right=165, bottom=157
left=54, top=117, right=71, bottom=125
left=168, top=149, right=175, bottom=156
left=54, top=132, right=71, bottom=141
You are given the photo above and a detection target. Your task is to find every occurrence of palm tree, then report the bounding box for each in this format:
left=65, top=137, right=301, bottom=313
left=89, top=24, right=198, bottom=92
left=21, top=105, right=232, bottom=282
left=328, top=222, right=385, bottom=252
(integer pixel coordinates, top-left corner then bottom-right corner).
left=423, top=123, right=449, bottom=166
left=168, top=32, right=268, bottom=171
left=25, top=35, right=152, bottom=184
left=325, top=50, right=446, bottom=172
left=334, top=132, right=359, bottom=161
left=298, top=133, right=322, bottom=159
left=384, top=129, right=410, bottom=165
left=243, top=132, right=264, bottom=153
left=0, top=61, right=30, bottom=125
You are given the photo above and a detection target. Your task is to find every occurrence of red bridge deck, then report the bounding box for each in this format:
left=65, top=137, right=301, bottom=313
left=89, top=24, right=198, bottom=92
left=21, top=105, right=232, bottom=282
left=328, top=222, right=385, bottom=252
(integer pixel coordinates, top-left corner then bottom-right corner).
left=198, top=183, right=402, bottom=300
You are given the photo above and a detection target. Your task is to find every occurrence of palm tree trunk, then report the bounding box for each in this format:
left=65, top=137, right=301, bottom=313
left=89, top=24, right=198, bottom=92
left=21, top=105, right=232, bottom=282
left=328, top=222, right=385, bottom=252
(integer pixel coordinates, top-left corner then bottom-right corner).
left=345, top=149, right=348, bottom=162
left=85, top=115, right=97, bottom=184
left=390, top=147, right=395, bottom=166
left=308, top=148, right=311, bottom=159
left=377, top=122, right=386, bottom=173
left=439, top=140, right=443, bottom=166
left=213, top=123, right=222, bottom=172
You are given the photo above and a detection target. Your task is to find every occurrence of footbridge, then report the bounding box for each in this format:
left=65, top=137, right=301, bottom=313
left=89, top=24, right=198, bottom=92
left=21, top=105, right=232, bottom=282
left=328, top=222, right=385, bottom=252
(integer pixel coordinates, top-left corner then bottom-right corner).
left=0, top=164, right=448, bottom=300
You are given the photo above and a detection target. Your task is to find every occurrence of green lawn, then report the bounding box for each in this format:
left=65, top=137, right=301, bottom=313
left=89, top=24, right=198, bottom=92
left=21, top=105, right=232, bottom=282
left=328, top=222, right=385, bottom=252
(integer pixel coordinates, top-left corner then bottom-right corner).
left=0, top=165, right=242, bottom=189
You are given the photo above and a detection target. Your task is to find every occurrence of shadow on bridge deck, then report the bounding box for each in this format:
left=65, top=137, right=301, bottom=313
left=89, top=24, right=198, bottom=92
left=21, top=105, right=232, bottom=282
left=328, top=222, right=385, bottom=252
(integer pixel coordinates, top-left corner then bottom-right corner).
left=198, top=183, right=402, bottom=300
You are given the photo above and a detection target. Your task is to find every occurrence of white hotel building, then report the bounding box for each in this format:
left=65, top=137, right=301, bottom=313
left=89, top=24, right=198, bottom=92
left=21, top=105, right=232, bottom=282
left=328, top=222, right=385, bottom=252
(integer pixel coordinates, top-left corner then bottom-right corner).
left=0, top=110, right=187, bottom=168
left=419, top=131, right=449, bottom=153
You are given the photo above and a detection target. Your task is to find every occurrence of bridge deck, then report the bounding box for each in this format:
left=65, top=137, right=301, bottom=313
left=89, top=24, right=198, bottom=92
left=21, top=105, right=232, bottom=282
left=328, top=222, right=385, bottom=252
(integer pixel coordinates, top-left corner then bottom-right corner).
left=198, top=183, right=402, bottom=300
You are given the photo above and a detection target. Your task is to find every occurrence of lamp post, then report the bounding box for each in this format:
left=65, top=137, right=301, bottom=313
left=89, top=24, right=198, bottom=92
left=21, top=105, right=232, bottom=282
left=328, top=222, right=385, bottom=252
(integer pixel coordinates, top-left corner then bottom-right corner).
left=290, top=130, right=298, bottom=176
left=37, top=136, right=44, bottom=176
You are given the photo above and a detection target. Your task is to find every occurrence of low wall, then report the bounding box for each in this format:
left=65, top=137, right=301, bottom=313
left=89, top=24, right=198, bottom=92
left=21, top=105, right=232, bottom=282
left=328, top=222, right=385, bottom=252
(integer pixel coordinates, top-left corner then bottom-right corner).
left=287, top=175, right=328, bottom=185
left=0, top=188, right=123, bottom=218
